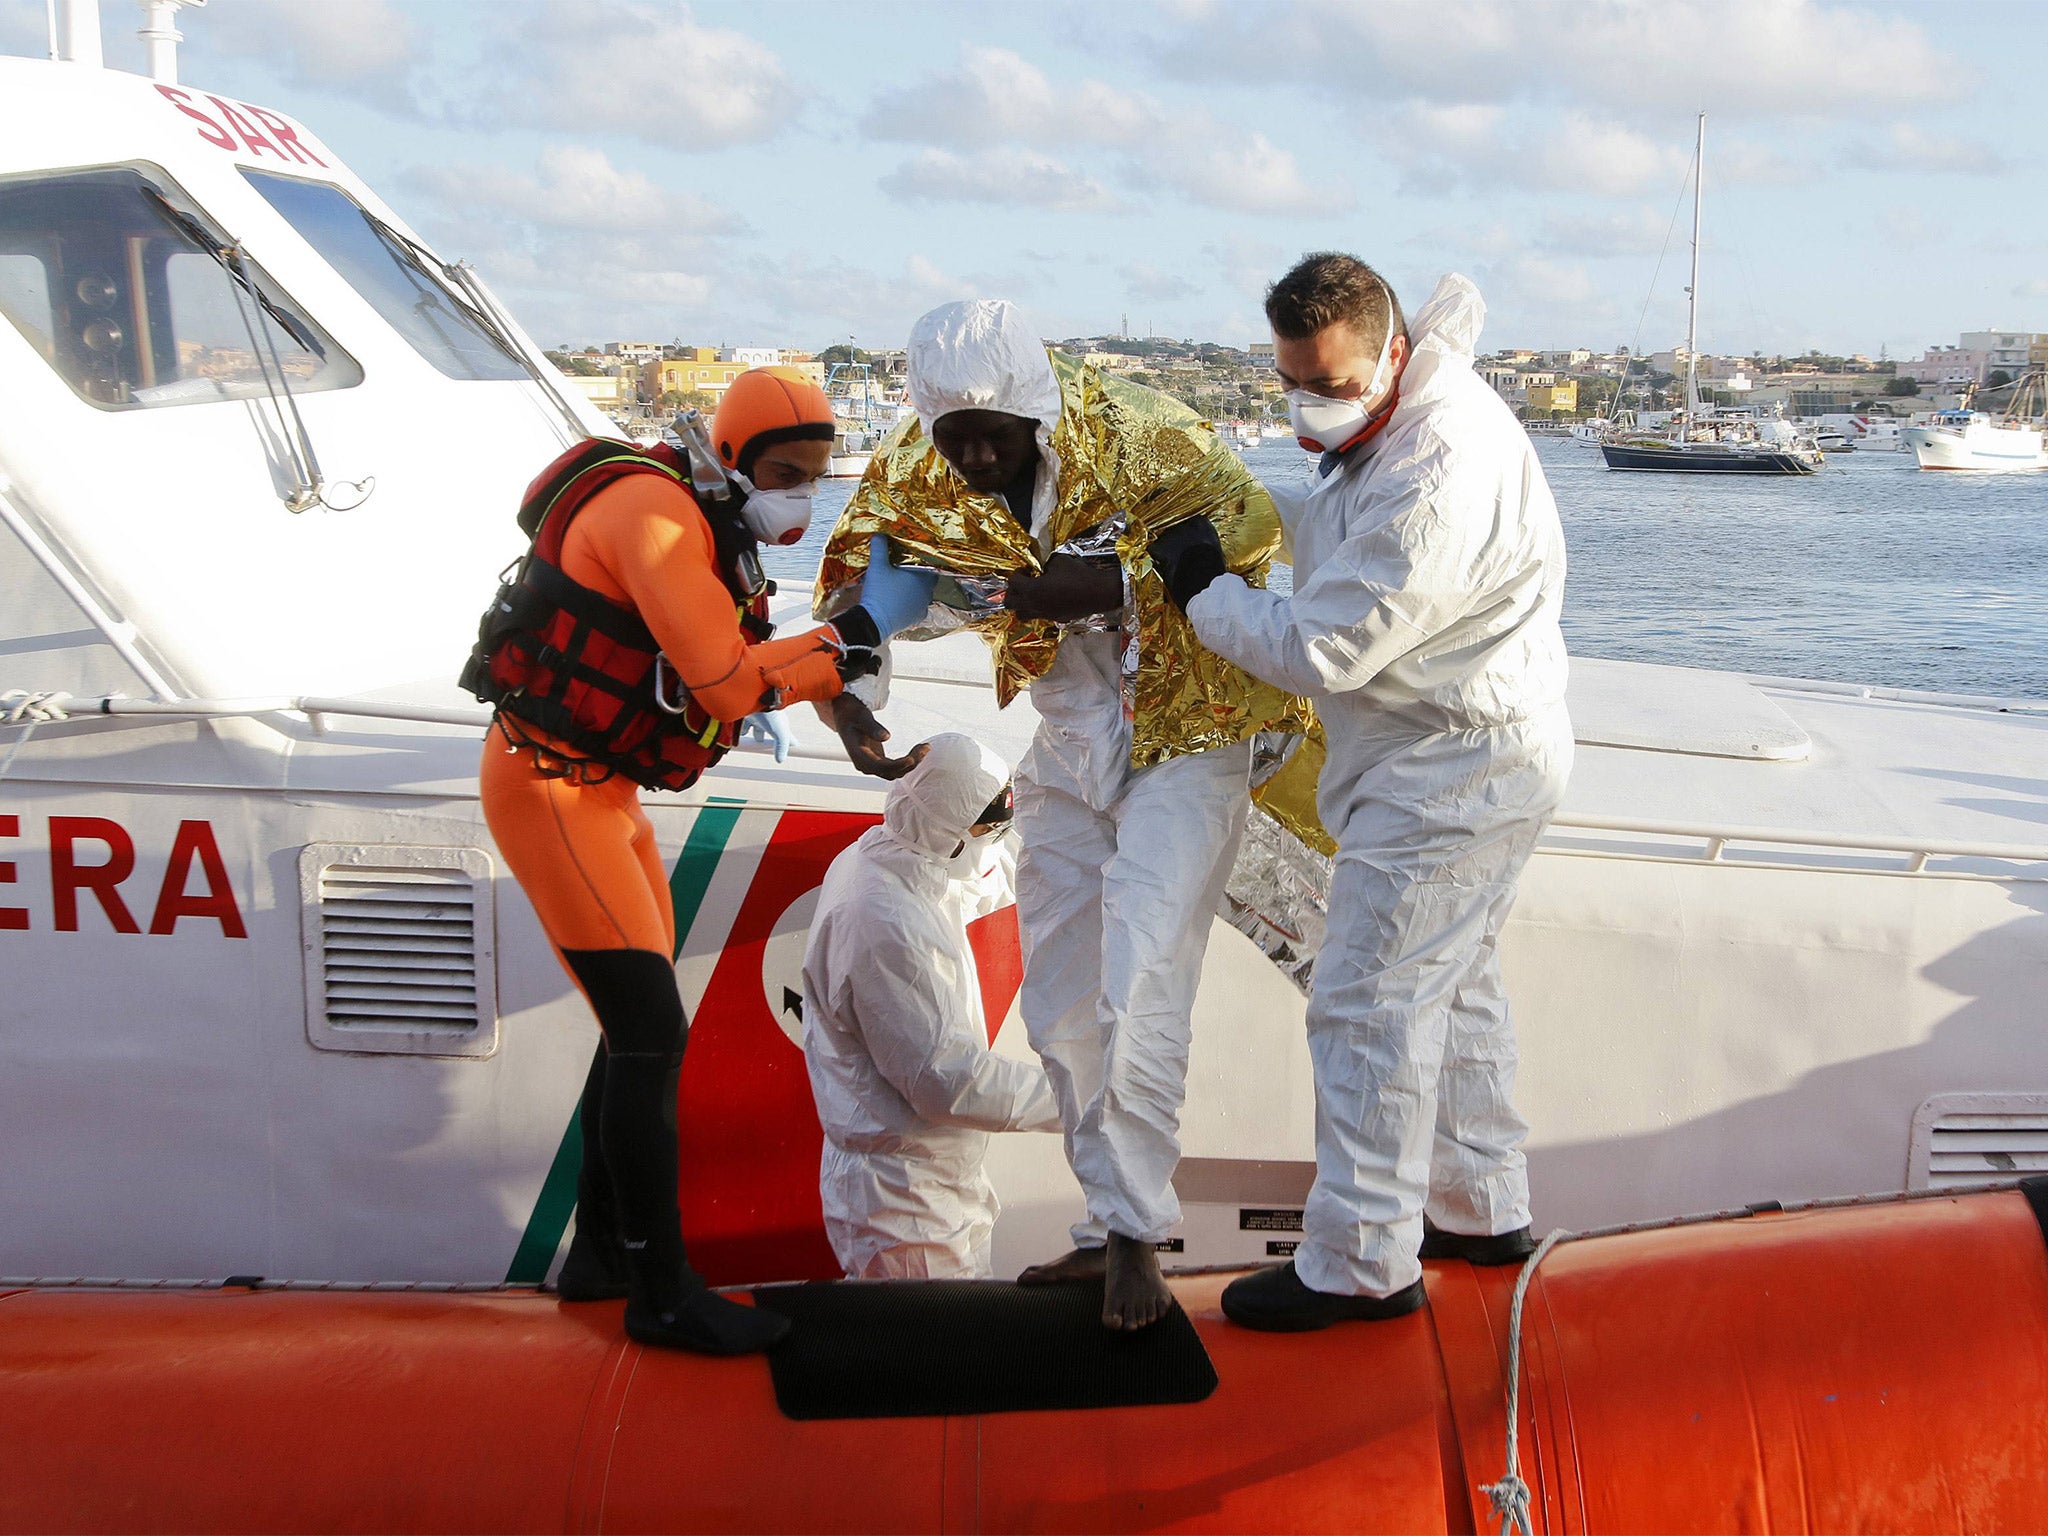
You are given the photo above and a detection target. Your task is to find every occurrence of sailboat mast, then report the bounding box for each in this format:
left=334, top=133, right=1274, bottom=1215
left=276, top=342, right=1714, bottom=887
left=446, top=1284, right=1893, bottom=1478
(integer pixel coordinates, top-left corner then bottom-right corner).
left=1685, top=112, right=1704, bottom=433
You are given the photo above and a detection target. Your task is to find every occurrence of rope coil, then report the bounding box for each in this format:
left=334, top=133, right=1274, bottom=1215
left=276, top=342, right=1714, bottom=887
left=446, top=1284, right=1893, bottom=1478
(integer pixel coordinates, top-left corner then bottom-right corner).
left=0, top=689, right=71, bottom=724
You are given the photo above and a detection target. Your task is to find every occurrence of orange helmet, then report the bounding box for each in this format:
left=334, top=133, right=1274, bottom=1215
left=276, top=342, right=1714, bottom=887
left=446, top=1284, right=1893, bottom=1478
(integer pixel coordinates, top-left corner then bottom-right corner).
left=712, top=367, right=836, bottom=479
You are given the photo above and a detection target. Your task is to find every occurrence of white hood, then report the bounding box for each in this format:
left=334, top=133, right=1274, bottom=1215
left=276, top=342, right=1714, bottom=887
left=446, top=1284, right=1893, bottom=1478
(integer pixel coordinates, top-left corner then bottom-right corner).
left=1398, top=273, right=1486, bottom=406
left=881, top=733, right=1012, bottom=867
left=904, top=299, right=1063, bottom=441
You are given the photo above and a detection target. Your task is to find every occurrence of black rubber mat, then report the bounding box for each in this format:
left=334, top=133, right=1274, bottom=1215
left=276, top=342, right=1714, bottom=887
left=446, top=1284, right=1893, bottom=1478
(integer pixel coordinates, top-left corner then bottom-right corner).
left=749, top=1279, right=1219, bottom=1420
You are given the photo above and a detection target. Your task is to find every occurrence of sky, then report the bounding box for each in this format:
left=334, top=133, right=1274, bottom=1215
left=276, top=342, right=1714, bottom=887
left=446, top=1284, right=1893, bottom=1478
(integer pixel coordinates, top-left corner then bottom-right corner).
left=5, top=0, right=2043, bottom=358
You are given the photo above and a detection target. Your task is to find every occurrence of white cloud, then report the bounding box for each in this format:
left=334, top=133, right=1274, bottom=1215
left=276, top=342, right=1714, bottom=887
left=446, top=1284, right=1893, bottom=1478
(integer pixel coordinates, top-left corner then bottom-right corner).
left=1843, top=123, right=2008, bottom=176
left=862, top=44, right=1338, bottom=215
left=1380, top=104, right=1684, bottom=198
left=1149, top=0, right=1953, bottom=122
left=878, top=148, right=1119, bottom=212
left=1141, top=134, right=1333, bottom=215
left=1537, top=206, right=1676, bottom=258
left=406, top=145, right=746, bottom=239
left=862, top=43, right=1151, bottom=148
left=186, top=0, right=426, bottom=116
left=2014, top=278, right=2048, bottom=300
left=1121, top=263, right=1200, bottom=304
left=485, top=2, right=796, bottom=149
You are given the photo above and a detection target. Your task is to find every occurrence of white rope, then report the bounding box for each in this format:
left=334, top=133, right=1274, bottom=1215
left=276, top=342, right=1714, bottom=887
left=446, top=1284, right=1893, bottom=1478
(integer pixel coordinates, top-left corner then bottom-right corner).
left=1480, top=1227, right=1575, bottom=1536
left=0, top=689, right=71, bottom=724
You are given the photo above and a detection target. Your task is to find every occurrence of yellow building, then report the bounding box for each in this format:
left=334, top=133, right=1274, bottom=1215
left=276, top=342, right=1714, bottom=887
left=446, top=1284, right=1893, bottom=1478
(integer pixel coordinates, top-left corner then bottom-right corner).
left=640, top=348, right=746, bottom=402
left=1525, top=379, right=1578, bottom=415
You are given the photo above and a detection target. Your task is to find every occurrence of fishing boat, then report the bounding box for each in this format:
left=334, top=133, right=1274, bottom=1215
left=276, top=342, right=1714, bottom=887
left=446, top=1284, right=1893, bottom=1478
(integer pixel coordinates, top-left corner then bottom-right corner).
left=1905, top=374, right=2048, bottom=470
left=4, top=11, right=2048, bottom=1527
left=1601, top=116, right=1822, bottom=477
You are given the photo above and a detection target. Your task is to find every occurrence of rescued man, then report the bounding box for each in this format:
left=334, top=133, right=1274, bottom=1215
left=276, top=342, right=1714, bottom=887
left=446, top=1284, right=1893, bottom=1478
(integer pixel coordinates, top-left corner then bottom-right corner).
left=812, top=299, right=1306, bottom=1328
left=471, top=368, right=903, bottom=1353
left=1152, top=258, right=1572, bottom=1328
left=802, top=733, right=1062, bottom=1279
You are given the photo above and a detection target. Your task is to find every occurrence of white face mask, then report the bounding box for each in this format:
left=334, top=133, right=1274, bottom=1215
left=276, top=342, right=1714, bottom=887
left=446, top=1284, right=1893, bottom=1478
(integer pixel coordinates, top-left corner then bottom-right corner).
left=1285, top=318, right=1396, bottom=454
left=737, top=476, right=815, bottom=546
left=941, top=826, right=1008, bottom=881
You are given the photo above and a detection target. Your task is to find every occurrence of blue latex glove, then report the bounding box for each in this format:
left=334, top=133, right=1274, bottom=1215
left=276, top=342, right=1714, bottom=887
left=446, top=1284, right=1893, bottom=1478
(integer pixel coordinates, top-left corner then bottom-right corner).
left=741, top=709, right=796, bottom=763
left=857, top=533, right=939, bottom=639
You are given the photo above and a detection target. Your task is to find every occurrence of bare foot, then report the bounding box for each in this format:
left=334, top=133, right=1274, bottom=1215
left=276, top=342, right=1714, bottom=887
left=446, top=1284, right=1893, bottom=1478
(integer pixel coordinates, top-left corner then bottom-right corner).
left=1017, top=1246, right=1106, bottom=1286
left=1102, top=1232, right=1174, bottom=1331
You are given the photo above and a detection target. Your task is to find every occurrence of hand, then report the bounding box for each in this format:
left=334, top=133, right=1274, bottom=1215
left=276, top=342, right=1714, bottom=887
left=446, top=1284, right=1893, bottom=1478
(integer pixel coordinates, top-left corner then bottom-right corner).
left=1004, top=554, right=1124, bottom=624
left=1149, top=517, right=1227, bottom=613
left=858, top=533, right=940, bottom=639
left=759, top=641, right=843, bottom=707
left=741, top=710, right=796, bottom=763
left=822, top=692, right=923, bottom=780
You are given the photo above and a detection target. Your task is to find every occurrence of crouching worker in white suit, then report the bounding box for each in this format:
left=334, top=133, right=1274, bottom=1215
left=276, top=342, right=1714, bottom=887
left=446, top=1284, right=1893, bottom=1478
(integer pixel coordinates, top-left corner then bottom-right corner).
left=803, top=733, right=1062, bottom=1280
left=1154, top=257, right=1572, bottom=1330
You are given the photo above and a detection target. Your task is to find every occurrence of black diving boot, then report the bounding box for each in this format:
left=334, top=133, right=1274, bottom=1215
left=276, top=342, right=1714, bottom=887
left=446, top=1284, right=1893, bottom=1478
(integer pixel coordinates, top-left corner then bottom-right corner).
left=1221, top=1262, right=1427, bottom=1332
left=622, top=1244, right=790, bottom=1356
left=554, top=1225, right=631, bottom=1302
left=1417, top=1220, right=1537, bottom=1266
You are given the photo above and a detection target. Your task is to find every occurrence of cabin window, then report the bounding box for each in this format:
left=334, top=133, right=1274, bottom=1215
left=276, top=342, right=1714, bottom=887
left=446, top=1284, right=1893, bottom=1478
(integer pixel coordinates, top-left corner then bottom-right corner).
left=0, top=165, right=361, bottom=410
left=242, top=171, right=528, bottom=383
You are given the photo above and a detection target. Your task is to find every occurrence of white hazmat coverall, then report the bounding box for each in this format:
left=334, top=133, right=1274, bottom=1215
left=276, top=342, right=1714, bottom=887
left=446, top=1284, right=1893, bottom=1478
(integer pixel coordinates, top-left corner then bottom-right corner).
left=863, top=300, right=1252, bottom=1250
left=1188, top=274, right=1572, bottom=1298
left=803, top=733, right=1060, bottom=1280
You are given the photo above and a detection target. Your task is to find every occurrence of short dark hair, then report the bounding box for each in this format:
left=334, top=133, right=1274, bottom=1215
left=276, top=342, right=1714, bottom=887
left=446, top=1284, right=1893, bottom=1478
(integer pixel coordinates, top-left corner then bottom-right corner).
left=1265, top=253, right=1405, bottom=348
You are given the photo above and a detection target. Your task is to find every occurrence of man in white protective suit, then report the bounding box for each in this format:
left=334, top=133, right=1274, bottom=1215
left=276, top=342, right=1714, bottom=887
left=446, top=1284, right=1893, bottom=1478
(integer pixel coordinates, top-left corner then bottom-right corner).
left=802, top=733, right=1062, bottom=1280
left=811, top=300, right=1300, bottom=1329
left=1151, top=256, right=1572, bottom=1329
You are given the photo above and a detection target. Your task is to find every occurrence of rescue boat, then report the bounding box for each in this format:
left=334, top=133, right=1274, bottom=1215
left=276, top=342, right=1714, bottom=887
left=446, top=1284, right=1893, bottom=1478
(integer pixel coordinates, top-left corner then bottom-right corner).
left=4, top=18, right=2048, bottom=1522
left=4, top=1185, right=2045, bottom=1532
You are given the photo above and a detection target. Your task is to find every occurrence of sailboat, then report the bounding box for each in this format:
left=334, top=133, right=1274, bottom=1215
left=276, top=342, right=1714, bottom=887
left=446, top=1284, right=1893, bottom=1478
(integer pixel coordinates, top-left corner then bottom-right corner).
left=1601, top=115, right=1823, bottom=476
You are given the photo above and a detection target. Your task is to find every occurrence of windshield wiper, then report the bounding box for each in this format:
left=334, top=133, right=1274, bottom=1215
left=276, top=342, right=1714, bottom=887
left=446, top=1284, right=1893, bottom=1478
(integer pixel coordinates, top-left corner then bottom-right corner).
left=141, top=186, right=371, bottom=514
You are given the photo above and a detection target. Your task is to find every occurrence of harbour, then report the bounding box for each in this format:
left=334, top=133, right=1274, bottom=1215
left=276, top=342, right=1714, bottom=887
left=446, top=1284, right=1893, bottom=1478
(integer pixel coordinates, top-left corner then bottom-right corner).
left=772, top=435, right=2048, bottom=701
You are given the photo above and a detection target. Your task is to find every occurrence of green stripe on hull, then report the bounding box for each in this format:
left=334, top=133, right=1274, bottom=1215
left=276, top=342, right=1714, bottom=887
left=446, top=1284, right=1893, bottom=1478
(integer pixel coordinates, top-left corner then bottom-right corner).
left=503, top=797, right=748, bottom=1285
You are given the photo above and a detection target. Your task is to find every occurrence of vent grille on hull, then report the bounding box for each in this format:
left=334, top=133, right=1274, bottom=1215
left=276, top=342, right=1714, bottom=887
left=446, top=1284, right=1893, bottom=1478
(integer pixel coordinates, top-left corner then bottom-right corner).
left=1909, top=1094, right=2048, bottom=1191
left=300, top=844, right=498, bottom=1058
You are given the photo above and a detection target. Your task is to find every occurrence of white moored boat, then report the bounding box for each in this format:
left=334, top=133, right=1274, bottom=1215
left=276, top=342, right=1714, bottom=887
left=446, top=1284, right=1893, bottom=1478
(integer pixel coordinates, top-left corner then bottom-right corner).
left=1905, top=409, right=2048, bottom=472
left=2, top=45, right=2046, bottom=1298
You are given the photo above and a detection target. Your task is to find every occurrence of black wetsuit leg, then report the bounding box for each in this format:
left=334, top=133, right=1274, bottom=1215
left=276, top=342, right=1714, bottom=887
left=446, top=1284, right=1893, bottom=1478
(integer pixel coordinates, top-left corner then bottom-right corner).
left=560, top=948, right=688, bottom=1292
left=558, top=947, right=788, bottom=1354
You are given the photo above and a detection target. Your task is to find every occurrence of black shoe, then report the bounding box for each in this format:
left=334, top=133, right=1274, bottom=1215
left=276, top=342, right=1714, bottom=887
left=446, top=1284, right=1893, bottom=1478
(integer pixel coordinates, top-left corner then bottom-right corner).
left=623, top=1285, right=791, bottom=1355
left=1418, top=1221, right=1537, bottom=1266
left=553, top=1228, right=631, bottom=1302
left=1220, top=1262, right=1427, bottom=1332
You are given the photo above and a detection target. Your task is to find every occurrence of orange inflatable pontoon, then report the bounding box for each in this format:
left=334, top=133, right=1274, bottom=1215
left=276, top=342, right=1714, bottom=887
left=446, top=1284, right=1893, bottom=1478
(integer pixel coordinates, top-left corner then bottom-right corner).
left=3, top=1186, right=2046, bottom=1533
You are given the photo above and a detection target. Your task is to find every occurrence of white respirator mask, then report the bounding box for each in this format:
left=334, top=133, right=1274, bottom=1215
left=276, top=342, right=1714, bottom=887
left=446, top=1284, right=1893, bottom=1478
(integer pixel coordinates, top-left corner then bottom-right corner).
left=941, top=825, right=1008, bottom=882
left=737, top=476, right=816, bottom=547
left=1285, top=311, right=1398, bottom=454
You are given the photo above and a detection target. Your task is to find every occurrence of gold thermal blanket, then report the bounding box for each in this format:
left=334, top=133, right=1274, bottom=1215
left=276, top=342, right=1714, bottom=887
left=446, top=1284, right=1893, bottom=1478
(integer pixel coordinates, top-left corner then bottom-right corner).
left=813, top=352, right=1313, bottom=769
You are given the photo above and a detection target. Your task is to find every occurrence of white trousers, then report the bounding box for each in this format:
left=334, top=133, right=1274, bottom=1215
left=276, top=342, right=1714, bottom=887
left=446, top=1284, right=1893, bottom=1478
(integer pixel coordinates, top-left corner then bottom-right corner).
left=1015, top=738, right=1251, bottom=1246
left=819, top=1140, right=998, bottom=1280
left=1294, top=719, right=1570, bottom=1298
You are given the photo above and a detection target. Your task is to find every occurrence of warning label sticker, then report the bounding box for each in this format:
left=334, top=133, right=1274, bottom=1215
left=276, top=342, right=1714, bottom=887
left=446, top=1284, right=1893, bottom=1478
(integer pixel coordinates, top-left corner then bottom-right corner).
left=1239, top=1208, right=1305, bottom=1232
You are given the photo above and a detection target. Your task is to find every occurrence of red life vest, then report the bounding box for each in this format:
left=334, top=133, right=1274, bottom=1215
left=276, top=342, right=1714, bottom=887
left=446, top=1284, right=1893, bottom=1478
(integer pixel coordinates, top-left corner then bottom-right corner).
left=460, top=438, right=773, bottom=792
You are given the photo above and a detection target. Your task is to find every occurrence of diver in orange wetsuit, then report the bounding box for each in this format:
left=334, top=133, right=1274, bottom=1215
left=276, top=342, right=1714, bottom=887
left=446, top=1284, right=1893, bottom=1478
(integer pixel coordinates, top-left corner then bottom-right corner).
left=472, top=368, right=884, bottom=1354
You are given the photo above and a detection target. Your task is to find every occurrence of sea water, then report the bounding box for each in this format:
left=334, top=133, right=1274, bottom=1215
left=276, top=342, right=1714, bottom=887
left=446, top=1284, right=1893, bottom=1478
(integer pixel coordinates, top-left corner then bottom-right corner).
left=767, top=436, right=2048, bottom=701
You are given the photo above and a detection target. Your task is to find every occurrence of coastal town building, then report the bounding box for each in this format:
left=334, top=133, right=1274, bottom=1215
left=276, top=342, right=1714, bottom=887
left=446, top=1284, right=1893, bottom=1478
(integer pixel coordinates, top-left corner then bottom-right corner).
left=1898, top=347, right=1989, bottom=389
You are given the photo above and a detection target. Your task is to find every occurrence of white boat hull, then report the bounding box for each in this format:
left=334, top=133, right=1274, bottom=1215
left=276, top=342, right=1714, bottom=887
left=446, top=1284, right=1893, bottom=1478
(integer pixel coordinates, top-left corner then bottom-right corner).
left=1906, top=422, right=2048, bottom=471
